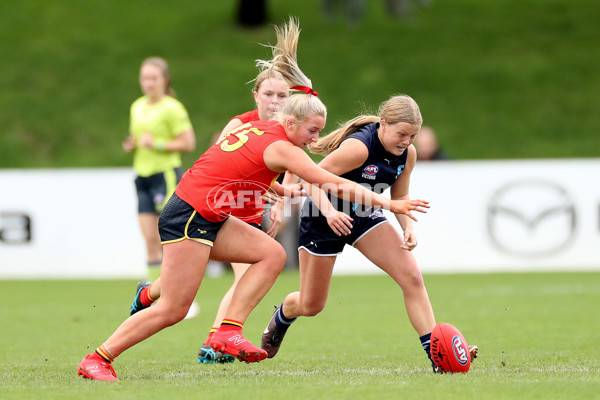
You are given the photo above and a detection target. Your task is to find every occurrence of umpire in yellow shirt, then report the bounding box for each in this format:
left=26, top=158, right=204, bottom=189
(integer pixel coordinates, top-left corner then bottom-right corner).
left=122, top=57, right=195, bottom=283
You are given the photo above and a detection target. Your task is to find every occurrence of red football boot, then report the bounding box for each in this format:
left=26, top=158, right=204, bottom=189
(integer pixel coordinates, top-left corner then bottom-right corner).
left=77, top=354, right=119, bottom=381
left=210, top=330, right=268, bottom=363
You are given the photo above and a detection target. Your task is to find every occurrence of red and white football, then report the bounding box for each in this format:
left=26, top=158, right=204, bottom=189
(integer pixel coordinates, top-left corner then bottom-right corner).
left=430, top=322, right=471, bottom=373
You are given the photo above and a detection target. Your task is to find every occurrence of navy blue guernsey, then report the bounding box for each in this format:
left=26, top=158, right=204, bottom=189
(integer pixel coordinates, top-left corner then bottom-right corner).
left=303, top=122, right=408, bottom=219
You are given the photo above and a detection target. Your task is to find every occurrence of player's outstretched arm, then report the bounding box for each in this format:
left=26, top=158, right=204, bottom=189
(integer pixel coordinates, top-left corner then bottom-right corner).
left=265, top=141, right=429, bottom=219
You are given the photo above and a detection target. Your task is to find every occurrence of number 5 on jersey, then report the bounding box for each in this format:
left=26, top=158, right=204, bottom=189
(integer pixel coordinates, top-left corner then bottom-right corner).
left=220, top=123, right=265, bottom=152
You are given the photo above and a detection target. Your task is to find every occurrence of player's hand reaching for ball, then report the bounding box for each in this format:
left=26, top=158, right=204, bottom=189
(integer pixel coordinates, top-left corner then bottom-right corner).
left=390, top=199, right=429, bottom=221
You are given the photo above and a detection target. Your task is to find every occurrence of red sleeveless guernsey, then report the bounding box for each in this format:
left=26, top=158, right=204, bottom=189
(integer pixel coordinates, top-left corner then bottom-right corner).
left=176, top=120, right=288, bottom=222
left=233, top=109, right=260, bottom=124
left=221, top=109, right=265, bottom=224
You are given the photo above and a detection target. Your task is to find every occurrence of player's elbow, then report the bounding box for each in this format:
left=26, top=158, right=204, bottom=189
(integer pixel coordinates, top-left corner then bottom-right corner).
left=184, top=137, right=196, bottom=153
left=179, top=131, right=196, bottom=153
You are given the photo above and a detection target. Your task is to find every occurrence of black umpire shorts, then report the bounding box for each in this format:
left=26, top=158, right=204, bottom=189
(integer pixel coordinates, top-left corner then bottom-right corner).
left=135, top=167, right=183, bottom=214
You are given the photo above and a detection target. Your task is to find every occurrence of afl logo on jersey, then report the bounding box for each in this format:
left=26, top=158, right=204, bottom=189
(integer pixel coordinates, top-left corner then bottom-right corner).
left=363, top=165, right=378, bottom=175
left=362, top=164, right=378, bottom=180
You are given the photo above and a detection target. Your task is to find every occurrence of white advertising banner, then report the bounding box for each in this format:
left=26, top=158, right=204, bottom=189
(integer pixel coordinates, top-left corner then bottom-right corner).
left=1, top=160, right=599, bottom=278
left=335, top=159, right=600, bottom=274
left=0, top=168, right=146, bottom=278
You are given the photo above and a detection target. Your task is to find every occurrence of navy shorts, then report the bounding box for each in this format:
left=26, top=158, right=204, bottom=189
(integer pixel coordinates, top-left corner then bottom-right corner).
left=135, top=167, right=183, bottom=214
left=298, top=208, right=388, bottom=256
left=158, top=193, right=226, bottom=247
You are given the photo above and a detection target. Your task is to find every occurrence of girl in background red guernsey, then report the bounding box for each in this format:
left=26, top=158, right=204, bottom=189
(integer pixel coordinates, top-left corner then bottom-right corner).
left=77, top=18, right=429, bottom=381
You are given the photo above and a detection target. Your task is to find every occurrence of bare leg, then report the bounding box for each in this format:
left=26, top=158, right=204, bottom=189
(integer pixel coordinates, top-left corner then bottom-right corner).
left=210, top=262, right=251, bottom=328
left=283, top=249, right=336, bottom=318
left=260, top=249, right=336, bottom=358
left=138, top=213, right=162, bottom=262
left=354, top=222, right=435, bottom=336
left=135, top=248, right=254, bottom=322
left=148, top=276, right=161, bottom=300
left=104, top=239, right=209, bottom=356
left=210, top=217, right=286, bottom=323
left=138, top=212, right=162, bottom=281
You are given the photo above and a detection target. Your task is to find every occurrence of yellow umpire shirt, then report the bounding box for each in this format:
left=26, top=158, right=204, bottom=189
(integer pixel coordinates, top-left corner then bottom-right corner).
left=129, top=95, right=193, bottom=177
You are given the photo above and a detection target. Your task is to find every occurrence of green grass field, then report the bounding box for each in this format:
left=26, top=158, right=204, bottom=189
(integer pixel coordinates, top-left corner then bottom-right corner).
left=1, top=271, right=599, bottom=399
left=2, top=1, right=600, bottom=167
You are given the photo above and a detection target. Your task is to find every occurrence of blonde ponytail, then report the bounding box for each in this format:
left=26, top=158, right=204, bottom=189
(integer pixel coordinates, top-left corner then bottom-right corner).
left=256, top=18, right=327, bottom=125
left=309, top=94, right=422, bottom=155
left=308, top=115, right=379, bottom=155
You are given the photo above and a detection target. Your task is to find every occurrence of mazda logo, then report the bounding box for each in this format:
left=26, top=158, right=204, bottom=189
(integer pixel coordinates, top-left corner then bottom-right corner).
left=487, top=180, right=576, bottom=257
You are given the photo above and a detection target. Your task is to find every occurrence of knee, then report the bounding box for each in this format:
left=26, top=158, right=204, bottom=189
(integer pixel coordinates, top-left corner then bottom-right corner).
left=274, top=245, right=287, bottom=269
left=154, top=303, right=188, bottom=326
left=248, top=243, right=286, bottom=278
left=264, top=244, right=287, bottom=273
left=300, top=299, right=326, bottom=317
left=402, top=270, right=426, bottom=292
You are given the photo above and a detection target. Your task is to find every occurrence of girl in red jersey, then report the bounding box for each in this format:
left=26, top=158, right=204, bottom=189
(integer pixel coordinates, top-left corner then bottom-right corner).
left=129, top=68, right=295, bottom=364
left=77, top=18, right=429, bottom=381
left=220, top=69, right=289, bottom=142
left=195, top=69, right=299, bottom=362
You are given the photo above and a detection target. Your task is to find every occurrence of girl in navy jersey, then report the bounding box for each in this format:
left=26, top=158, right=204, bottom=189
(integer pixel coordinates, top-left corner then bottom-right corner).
left=77, top=19, right=429, bottom=381
left=260, top=95, right=478, bottom=372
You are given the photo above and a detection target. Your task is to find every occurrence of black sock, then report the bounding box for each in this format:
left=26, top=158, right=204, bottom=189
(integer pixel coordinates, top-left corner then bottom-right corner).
left=419, top=332, right=432, bottom=359
left=274, top=304, right=296, bottom=330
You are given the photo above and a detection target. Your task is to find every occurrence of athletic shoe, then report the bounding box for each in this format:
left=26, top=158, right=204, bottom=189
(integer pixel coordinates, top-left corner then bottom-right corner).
left=77, top=354, right=119, bottom=381
left=210, top=330, right=268, bottom=363
left=130, top=280, right=152, bottom=315
left=197, top=344, right=235, bottom=364
left=469, top=345, right=479, bottom=361
left=261, top=303, right=290, bottom=358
